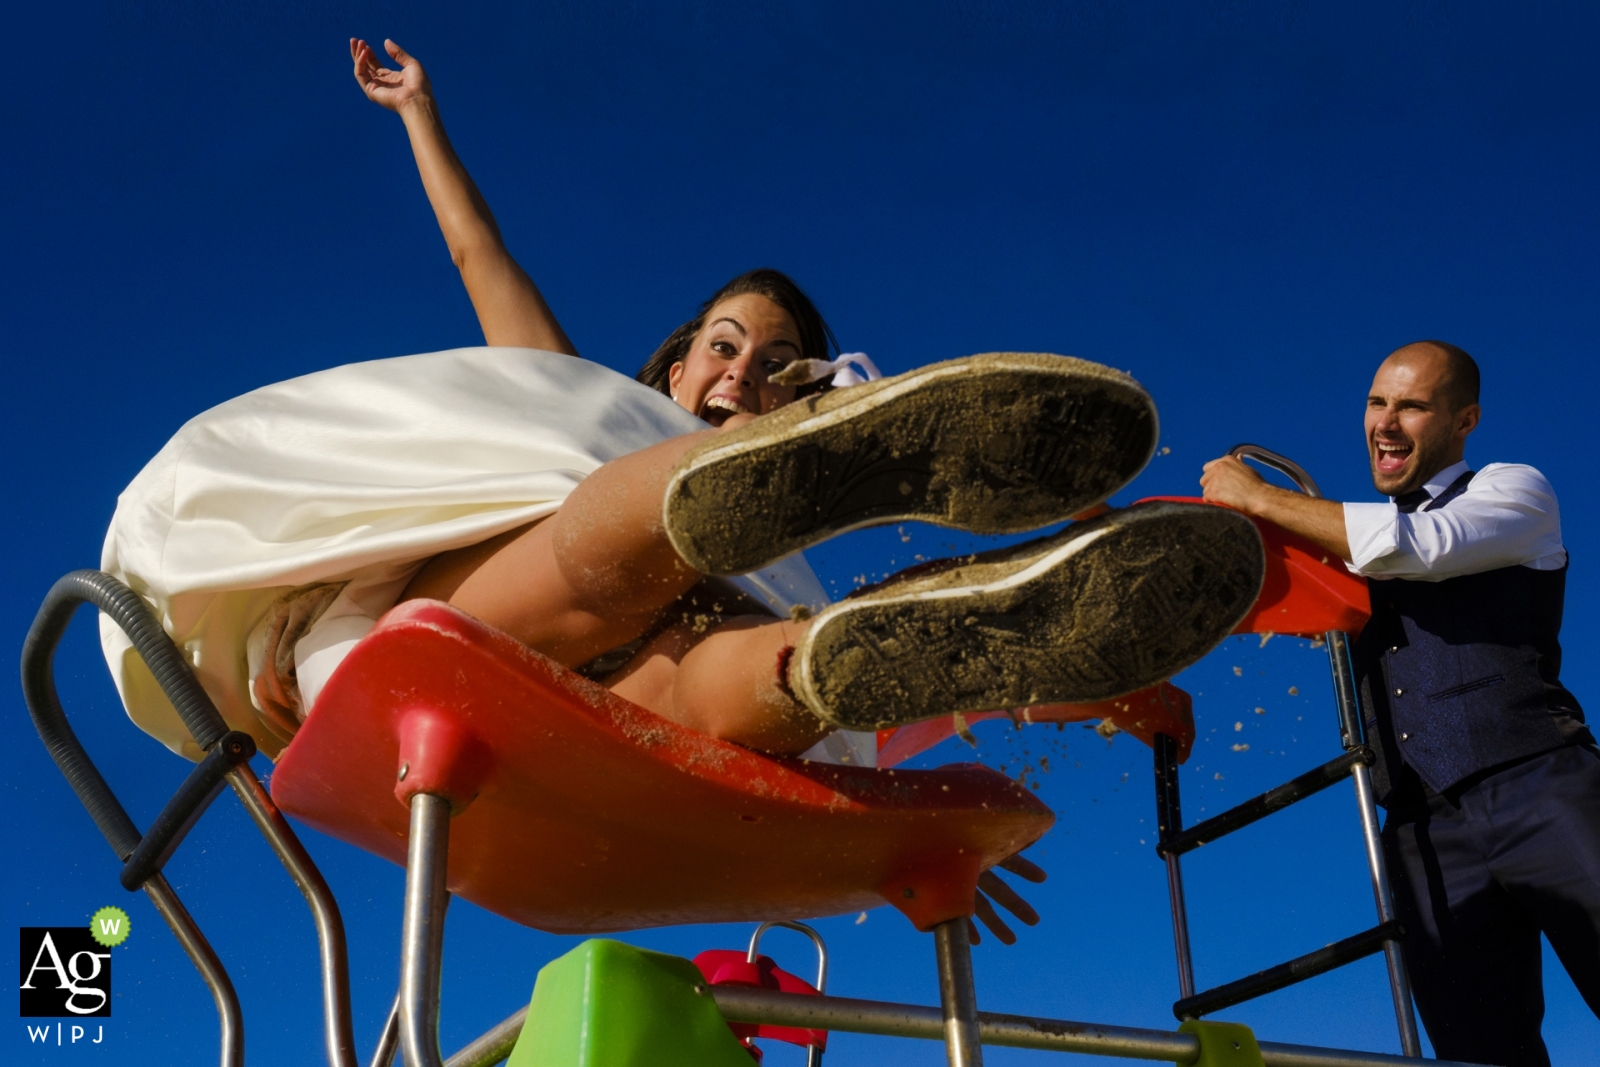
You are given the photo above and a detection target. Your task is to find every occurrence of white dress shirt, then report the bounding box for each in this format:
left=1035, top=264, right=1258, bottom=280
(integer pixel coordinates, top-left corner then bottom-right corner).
left=1344, top=459, right=1567, bottom=582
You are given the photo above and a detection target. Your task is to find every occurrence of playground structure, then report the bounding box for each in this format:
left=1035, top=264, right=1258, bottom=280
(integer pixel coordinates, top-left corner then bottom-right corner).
left=21, top=446, right=1492, bottom=1067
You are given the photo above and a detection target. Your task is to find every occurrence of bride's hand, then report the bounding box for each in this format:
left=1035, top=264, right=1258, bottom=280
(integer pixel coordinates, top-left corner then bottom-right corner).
left=968, top=852, right=1046, bottom=946
left=351, top=38, right=432, bottom=113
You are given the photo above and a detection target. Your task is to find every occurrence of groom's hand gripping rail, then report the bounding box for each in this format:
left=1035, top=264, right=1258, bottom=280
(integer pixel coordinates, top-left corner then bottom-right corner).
left=20, top=569, right=252, bottom=885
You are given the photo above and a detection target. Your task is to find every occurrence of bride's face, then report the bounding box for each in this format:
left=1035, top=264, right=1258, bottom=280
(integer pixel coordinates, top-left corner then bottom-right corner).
left=668, top=294, right=802, bottom=428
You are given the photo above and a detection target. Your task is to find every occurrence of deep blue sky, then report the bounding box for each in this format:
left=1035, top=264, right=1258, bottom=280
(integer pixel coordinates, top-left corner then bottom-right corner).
left=6, top=2, right=1599, bottom=1064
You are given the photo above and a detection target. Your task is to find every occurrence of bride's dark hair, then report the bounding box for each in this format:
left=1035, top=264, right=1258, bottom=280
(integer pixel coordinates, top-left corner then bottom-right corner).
left=636, top=268, right=839, bottom=398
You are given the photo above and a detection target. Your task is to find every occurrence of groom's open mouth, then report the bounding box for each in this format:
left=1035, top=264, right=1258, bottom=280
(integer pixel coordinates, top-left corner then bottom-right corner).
left=1373, top=438, right=1413, bottom=475
left=701, top=394, right=753, bottom=427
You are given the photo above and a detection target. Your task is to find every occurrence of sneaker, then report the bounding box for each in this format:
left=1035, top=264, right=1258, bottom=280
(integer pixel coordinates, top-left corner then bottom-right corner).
left=786, top=502, right=1264, bottom=731
left=663, top=352, right=1158, bottom=576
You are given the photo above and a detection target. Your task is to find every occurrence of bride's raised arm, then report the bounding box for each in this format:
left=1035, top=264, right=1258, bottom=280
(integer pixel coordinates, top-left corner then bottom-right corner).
left=352, top=38, right=577, bottom=356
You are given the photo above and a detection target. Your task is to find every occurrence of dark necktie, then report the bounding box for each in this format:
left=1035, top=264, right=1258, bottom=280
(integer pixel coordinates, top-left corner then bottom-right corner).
left=1394, top=488, right=1432, bottom=514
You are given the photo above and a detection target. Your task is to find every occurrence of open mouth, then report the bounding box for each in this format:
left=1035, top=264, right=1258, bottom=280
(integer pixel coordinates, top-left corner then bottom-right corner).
left=1374, top=439, right=1412, bottom=475
left=700, top=394, right=753, bottom=427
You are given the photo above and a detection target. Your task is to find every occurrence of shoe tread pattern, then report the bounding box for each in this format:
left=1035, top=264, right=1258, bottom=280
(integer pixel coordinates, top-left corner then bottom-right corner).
left=666, top=354, right=1156, bottom=575
left=797, top=503, right=1265, bottom=731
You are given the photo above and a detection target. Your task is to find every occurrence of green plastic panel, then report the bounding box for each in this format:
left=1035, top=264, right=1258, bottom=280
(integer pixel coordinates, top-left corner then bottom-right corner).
left=507, top=939, right=757, bottom=1067
left=1179, top=1019, right=1266, bottom=1067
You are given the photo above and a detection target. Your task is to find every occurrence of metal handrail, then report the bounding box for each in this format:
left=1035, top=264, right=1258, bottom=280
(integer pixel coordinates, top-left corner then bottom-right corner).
left=1229, top=443, right=1324, bottom=498
left=748, top=920, right=829, bottom=993
left=20, top=570, right=361, bottom=1067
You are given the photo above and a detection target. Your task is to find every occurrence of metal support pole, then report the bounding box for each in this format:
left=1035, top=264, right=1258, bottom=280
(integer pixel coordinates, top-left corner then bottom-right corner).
left=1350, top=762, right=1421, bottom=1057
left=933, top=919, right=983, bottom=1067
left=1164, top=855, right=1196, bottom=1003
left=400, top=793, right=453, bottom=1067
left=143, top=872, right=244, bottom=1067
left=227, top=767, right=359, bottom=1067
left=704, top=984, right=1498, bottom=1066
left=1325, top=632, right=1421, bottom=1057
left=1153, top=733, right=1195, bottom=1000
left=1325, top=632, right=1365, bottom=750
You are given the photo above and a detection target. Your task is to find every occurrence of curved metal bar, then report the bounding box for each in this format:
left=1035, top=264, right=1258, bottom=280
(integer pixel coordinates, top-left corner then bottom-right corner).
left=400, top=794, right=453, bottom=1067
left=143, top=873, right=244, bottom=1067
left=1229, top=444, right=1324, bottom=499
left=22, top=569, right=363, bottom=1067
left=23, top=573, right=177, bottom=860
left=227, top=767, right=359, bottom=1067
left=21, top=571, right=243, bottom=1067
left=24, top=571, right=230, bottom=764
left=747, top=920, right=829, bottom=993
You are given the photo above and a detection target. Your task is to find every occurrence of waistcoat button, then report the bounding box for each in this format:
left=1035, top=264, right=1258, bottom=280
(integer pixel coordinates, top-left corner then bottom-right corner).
left=1389, top=646, right=1399, bottom=654
left=1394, top=688, right=1404, bottom=696
left=1400, top=732, right=1411, bottom=741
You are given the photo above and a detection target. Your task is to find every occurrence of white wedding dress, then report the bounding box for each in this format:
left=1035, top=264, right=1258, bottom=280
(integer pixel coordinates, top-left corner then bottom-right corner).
left=99, top=347, right=872, bottom=768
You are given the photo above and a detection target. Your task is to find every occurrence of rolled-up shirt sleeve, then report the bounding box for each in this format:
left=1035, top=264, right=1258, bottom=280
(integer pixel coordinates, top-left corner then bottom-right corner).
left=1343, top=463, right=1566, bottom=581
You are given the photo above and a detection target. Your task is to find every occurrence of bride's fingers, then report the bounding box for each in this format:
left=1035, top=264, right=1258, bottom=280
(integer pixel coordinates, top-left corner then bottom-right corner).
left=977, top=870, right=1039, bottom=926
left=353, top=40, right=382, bottom=82
left=385, top=38, right=415, bottom=68
left=973, top=891, right=1017, bottom=945
left=998, top=853, right=1047, bottom=884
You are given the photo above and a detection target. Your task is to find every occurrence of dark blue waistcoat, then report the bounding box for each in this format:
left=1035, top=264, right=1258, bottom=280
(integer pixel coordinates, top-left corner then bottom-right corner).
left=1352, top=471, right=1587, bottom=805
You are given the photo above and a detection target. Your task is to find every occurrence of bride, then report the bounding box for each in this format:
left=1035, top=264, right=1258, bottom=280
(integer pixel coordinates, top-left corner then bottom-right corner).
left=100, top=38, right=1261, bottom=786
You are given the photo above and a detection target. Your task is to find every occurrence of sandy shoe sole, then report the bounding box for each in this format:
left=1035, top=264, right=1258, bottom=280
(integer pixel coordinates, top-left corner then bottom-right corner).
left=664, top=352, right=1157, bottom=576
left=789, top=502, right=1265, bottom=731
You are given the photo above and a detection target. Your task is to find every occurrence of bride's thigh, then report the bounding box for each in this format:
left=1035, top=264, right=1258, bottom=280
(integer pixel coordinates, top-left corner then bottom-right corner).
left=403, top=516, right=662, bottom=666
left=401, top=433, right=714, bottom=662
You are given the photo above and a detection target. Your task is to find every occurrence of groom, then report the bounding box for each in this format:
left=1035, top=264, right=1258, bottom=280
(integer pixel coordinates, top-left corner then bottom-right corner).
left=1201, top=340, right=1597, bottom=1067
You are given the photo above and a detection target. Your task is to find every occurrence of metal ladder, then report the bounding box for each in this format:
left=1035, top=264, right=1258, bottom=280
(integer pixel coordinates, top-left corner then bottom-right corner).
left=1150, top=444, right=1422, bottom=1055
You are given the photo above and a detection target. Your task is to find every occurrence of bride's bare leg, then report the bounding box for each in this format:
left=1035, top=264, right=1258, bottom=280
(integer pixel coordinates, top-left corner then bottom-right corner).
left=606, top=614, right=830, bottom=754
left=402, top=431, right=714, bottom=666
left=402, top=419, right=832, bottom=750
